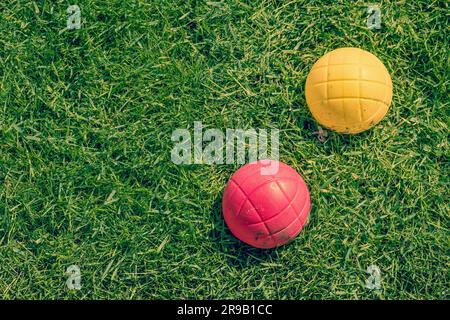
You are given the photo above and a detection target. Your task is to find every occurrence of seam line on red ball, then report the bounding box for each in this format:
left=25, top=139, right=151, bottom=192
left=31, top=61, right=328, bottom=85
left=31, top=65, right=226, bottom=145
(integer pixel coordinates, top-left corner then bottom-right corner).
left=272, top=181, right=309, bottom=232
left=230, top=177, right=275, bottom=244
left=271, top=181, right=310, bottom=237
left=244, top=177, right=302, bottom=199
left=232, top=177, right=309, bottom=238
left=233, top=177, right=299, bottom=219
left=246, top=179, right=302, bottom=227
left=231, top=180, right=250, bottom=220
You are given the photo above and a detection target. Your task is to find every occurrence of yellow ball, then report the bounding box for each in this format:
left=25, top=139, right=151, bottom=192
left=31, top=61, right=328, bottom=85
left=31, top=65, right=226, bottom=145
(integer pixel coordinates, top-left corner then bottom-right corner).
left=305, top=47, right=392, bottom=134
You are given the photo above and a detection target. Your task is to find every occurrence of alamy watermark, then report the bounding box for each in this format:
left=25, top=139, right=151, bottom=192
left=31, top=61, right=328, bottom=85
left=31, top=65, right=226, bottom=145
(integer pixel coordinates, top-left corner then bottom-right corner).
left=171, top=122, right=280, bottom=175
left=66, top=265, right=82, bottom=290
left=365, top=264, right=381, bottom=290
left=67, top=5, right=81, bottom=30
left=367, top=5, right=381, bottom=30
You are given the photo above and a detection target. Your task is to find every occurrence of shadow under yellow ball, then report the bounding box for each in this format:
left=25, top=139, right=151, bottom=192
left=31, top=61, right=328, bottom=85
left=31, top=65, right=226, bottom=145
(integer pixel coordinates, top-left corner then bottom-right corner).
left=305, top=47, right=392, bottom=134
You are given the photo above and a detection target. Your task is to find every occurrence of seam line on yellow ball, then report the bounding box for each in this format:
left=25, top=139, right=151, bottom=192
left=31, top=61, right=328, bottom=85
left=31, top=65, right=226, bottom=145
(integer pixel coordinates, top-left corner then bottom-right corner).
left=342, top=92, right=347, bottom=126
left=383, top=63, right=390, bottom=106
left=358, top=50, right=362, bottom=123
left=325, top=53, right=329, bottom=107
left=312, top=63, right=382, bottom=70
left=308, top=100, right=388, bottom=128
left=321, top=97, right=389, bottom=106
left=363, top=103, right=388, bottom=125
left=309, top=79, right=391, bottom=88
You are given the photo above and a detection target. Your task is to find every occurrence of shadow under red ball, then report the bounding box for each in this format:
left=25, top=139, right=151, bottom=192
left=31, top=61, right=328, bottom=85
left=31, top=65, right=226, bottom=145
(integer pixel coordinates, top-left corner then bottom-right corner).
left=222, top=160, right=311, bottom=249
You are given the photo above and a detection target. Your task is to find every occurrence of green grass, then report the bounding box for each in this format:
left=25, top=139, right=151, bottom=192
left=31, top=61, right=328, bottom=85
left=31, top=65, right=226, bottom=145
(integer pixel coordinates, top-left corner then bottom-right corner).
left=0, top=0, right=448, bottom=299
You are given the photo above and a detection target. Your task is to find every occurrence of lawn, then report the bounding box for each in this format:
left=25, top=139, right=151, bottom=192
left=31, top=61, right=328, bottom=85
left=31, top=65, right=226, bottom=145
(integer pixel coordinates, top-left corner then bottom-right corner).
left=0, top=0, right=448, bottom=299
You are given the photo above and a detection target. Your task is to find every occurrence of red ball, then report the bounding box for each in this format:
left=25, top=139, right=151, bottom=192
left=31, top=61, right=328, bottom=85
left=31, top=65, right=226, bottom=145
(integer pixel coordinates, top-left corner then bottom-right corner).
left=222, top=160, right=311, bottom=249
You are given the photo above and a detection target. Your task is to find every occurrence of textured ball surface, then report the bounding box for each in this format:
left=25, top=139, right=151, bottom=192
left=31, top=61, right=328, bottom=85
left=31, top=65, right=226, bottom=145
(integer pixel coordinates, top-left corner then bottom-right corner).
left=222, top=160, right=311, bottom=249
left=305, top=47, right=392, bottom=134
